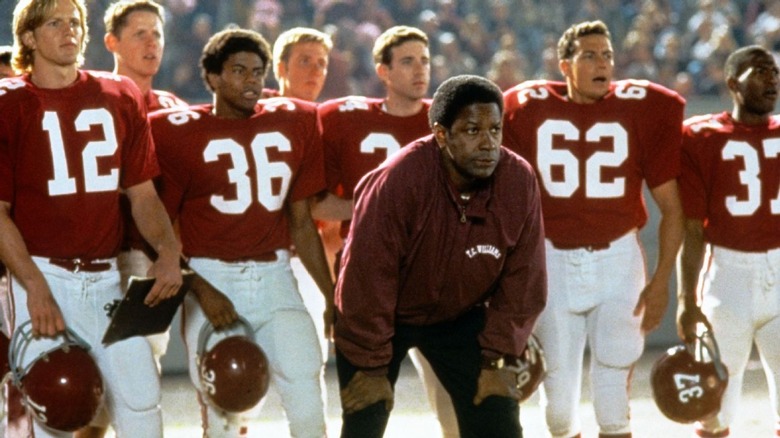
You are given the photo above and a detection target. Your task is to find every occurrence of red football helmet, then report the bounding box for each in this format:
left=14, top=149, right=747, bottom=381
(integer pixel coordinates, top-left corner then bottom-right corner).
left=505, top=334, right=547, bottom=403
left=8, top=321, right=104, bottom=432
left=197, top=317, right=270, bottom=413
left=650, top=328, right=728, bottom=424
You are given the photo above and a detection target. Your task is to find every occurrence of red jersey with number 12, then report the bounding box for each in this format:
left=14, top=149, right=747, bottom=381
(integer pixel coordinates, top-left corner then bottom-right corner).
left=0, top=71, right=159, bottom=259
left=503, top=80, right=684, bottom=246
left=680, top=112, right=780, bottom=251
left=150, top=97, right=325, bottom=260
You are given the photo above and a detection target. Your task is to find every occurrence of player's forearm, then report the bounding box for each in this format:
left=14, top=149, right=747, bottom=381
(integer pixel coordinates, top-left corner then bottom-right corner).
left=648, top=180, right=685, bottom=287
left=676, top=219, right=706, bottom=308
left=289, top=199, right=335, bottom=302
left=127, top=182, right=180, bottom=260
left=0, top=203, right=46, bottom=289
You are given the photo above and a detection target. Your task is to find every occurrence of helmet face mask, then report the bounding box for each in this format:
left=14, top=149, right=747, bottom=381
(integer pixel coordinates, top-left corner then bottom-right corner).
left=650, top=329, right=728, bottom=424
left=197, top=317, right=270, bottom=413
left=8, top=322, right=104, bottom=432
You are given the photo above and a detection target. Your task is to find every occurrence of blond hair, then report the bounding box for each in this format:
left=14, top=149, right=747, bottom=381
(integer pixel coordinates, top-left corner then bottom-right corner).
left=13, top=0, right=89, bottom=72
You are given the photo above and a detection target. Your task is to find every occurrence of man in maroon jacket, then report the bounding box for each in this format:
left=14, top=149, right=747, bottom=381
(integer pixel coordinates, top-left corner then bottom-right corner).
left=334, top=75, right=547, bottom=437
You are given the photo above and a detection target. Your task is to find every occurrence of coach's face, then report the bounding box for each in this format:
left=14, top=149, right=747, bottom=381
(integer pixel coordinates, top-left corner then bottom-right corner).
left=435, top=102, right=501, bottom=191
left=209, top=51, right=265, bottom=119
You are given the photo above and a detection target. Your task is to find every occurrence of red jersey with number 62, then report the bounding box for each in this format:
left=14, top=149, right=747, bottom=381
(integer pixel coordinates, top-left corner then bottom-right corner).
left=0, top=71, right=159, bottom=259
left=503, top=80, right=685, bottom=247
left=150, top=97, right=325, bottom=261
left=680, top=112, right=780, bottom=251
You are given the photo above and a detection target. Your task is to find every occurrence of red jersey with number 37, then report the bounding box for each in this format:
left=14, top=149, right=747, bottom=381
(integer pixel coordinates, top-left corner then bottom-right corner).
left=0, top=71, right=159, bottom=259
left=150, top=97, right=325, bottom=260
left=680, top=112, right=780, bottom=251
left=503, top=80, right=685, bottom=246
left=318, top=96, right=432, bottom=199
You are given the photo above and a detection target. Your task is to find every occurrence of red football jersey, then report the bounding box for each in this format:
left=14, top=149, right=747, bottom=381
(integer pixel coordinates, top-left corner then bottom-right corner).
left=318, top=96, right=432, bottom=199
left=121, top=89, right=188, bottom=252
left=0, top=71, right=159, bottom=259
left=150, top=97, right=325, bottom=260
left=680, top=112, right=780, bottom=251
left=503, top=80, right=685, bottom=246
left=145, top=89, right=187, bottom=112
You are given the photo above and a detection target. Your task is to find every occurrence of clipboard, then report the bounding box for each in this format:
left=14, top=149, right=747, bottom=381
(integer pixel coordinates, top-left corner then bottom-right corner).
left=102, top=271, right=194, bottom=346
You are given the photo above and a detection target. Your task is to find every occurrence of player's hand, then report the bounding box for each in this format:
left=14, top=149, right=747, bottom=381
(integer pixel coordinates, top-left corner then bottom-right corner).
left=145, top=248, right=183, bottom=307
left=676, top=303, right=711, bottom=342
left=340, top=371, right=393, bottom=414
left=473, top=368, right=523, bottom=405
left=634, top=278, right=668, bottom=333
left=190, top=275, right=238, bottom=329
left=25, top=275, right=65, bottom=337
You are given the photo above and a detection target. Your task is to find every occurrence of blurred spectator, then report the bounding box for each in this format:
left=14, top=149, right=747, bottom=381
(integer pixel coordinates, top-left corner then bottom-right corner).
left=55, top=0, right=775, bottom=100
left=486, top=49, right=527, bottom=90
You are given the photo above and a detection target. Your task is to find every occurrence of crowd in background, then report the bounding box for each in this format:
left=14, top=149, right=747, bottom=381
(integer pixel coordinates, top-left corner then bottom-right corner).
left=1, top=0, right=778, bottom=102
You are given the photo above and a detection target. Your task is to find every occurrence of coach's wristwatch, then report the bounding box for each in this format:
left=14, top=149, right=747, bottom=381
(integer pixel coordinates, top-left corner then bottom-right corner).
left=480, top=354, right=505, bottom=370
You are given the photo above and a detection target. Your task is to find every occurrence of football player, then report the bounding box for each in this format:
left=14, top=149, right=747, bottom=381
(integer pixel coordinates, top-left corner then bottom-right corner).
left=149, top=28, right=331, bottom=437
left=271, top=27, right=331, bottom=102
left=76, top=3, right=189, bottom=436
left=0, top=0, right=183, bottom=437
left=677, top=45, right=780, bottom=437
left=334, top=74, right=546, bottom=437
left=502, top=20, right=686, bottom=438
left=312, top=25, right=460, bottom=437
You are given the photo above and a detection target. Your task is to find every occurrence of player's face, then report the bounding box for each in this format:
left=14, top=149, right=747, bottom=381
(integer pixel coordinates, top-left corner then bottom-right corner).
left=379, top=40, right=430, bottom=102
left=109, top=10, right=164, bottom=79
left=278, top=41, right=328, bottom=102
left=24, top=0, right=84, bottom=70
left=210, top=51, right=265, bottom=119
left=436, top=102, right=502, bottom=190
left=561, top=34, right=614, bottom=104
left=734, top=52, right=779, bottom=117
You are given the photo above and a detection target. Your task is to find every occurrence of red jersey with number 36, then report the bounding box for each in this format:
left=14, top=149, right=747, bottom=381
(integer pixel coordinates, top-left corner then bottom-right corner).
left=680, top=112, right=780, bottom=251
left=0, top=71, right=159, bottom=259
left=150, top=97, right=325, bottom=260
left=503, top=80, right=685, bottom=247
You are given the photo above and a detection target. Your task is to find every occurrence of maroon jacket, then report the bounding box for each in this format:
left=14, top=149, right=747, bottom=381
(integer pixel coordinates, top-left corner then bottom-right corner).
left=334, top=136, right=547, bottom=371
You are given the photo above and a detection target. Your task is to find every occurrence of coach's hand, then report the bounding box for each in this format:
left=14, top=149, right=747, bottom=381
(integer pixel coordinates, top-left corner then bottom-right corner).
left=341, top=371, right=393, bottom=414
left=190, top=275, right=238, bottom=328
left=474, top=368, right=523, bottom=405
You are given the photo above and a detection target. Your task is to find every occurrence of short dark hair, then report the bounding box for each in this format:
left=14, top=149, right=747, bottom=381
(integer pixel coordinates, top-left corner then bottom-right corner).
left=0, top=45, right=12, bottom=66
left=724, top=45, right=772, bottom=80
left=104, top=0, right=164, bottom=37
left=372, top=26, right=428, bottom=65
left=200, top=28, right=272, bottom=92
left=429, top=75, right=503, bottom=129
left=557, top=20, right=611, bottom=60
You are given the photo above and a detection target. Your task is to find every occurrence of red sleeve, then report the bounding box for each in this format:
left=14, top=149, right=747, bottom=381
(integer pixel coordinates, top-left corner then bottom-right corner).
left=120, top=80, right=160, bottom=189
left=479, top=158, right=547, bottom=356
left=334, top=164, right=411, bottom=370
left=679, top=121, right=710, bottom=220
left=641, top=85, right=685, bottom=188
left=287, top=106, right=326, bottom=203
